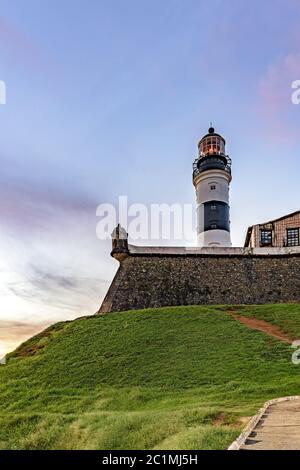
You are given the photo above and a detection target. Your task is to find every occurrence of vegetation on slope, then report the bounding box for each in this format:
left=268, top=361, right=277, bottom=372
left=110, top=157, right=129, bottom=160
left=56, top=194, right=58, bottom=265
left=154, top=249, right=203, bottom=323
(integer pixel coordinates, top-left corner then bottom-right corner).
left=0, top=304, right=300, bottom=450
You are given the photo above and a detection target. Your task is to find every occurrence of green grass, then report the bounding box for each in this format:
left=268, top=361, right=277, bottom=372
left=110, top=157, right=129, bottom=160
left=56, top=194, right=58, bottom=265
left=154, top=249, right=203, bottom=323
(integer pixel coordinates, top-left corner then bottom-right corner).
left=0, top=304, right=300, bottom=450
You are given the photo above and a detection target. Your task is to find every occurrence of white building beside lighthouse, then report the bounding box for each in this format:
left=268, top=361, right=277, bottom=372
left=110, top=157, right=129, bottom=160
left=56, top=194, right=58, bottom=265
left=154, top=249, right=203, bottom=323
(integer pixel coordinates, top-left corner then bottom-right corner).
left=193, top=126, right=232, bottom=247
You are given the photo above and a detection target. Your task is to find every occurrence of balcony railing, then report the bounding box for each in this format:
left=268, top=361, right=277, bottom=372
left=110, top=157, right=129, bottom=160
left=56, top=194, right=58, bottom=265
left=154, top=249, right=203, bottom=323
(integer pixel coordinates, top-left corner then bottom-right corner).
left=193, top=155, right=232, bottom=179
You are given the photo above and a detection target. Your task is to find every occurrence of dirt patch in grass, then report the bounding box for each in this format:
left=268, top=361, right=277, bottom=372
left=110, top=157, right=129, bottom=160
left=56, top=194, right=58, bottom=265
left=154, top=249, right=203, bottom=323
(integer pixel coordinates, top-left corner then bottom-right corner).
left=212, top=412, right=251, bottom=429
left=227, top=309, right=294, bottom=344
left=16, top=343, right=45, bottom=358
left=213, top=412, right=228, bottom=426
left=8, top=322, right=67, bottom=360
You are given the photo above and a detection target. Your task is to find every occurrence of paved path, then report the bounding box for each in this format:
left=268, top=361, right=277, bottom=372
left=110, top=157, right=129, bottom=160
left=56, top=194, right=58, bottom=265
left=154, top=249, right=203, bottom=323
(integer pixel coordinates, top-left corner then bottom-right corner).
left=241, top=399, right=300, bottom=450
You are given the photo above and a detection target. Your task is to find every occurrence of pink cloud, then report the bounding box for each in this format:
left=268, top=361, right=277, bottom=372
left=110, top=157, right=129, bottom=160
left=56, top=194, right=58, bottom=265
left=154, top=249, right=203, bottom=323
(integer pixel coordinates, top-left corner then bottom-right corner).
left=0, top=16, right=41, bottom=64
left=257, top=53, right=300, bottom=143
left=0, top=16, right=58, bottom=73
left=0, top=181, right=97, bottom=232
left=0, top=320, right=50, bottom=355
left=260, top=53, right=300, bottom=113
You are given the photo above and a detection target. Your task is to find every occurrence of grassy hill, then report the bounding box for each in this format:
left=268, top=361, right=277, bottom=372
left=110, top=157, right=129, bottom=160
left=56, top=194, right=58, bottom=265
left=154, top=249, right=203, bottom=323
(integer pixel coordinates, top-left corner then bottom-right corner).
left=0, top=304, right=300, bottom=450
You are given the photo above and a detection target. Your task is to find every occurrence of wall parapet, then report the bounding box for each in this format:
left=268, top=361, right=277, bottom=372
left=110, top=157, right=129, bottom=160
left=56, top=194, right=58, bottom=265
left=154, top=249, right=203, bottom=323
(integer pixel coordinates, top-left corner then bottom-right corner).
left=127, top=245, right=300, bottom=257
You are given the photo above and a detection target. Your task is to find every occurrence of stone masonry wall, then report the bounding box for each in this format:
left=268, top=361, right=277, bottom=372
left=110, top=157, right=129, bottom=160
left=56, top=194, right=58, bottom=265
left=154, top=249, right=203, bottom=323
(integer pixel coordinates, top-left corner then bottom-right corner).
left=99, top=253, right=300, bottom=313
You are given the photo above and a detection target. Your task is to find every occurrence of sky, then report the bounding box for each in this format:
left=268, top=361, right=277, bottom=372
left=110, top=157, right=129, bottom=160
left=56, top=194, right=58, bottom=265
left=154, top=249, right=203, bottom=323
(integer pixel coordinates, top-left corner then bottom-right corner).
left=1, top=0, right=300, bottom=355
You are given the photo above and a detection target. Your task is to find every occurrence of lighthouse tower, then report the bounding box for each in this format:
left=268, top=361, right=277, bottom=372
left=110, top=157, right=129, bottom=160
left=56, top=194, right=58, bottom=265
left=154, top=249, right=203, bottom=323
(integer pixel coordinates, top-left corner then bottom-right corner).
left=193, top=126, right=232, bottom=247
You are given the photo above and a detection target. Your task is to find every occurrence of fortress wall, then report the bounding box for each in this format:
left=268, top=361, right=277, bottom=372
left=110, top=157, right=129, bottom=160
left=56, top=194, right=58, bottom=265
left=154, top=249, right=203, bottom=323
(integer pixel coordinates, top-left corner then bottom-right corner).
left=98, top=251, right=300, bottom=313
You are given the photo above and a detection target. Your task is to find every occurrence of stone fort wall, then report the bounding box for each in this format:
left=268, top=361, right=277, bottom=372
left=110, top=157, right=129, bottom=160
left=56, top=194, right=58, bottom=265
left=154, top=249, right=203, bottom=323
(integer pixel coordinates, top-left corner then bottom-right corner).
left=98, top=246, right=300, bottom=313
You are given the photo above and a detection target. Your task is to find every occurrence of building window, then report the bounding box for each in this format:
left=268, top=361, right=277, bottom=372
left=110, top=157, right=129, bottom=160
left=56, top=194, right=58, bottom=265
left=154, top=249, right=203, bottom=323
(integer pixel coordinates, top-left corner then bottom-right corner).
left=260, top=229, right=272, bottom=246
left=287, top=228, right=299, bottom=246
left=210, top=185, right=216, bottom=190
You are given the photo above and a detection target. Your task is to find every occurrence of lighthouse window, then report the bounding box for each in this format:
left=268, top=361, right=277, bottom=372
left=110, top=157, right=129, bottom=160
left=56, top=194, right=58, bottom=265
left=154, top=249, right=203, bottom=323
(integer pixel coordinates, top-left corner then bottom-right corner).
left=210, top=185, right=216, bottom=190
left=211, top=205, right=217, bottom=211
left=260, top=229, right=272, bottom=246
left=287, top=228, right=299, bottom=246
left=211, top=223, right=217, bottom=229
left=200, top=134, right=225, bottom=155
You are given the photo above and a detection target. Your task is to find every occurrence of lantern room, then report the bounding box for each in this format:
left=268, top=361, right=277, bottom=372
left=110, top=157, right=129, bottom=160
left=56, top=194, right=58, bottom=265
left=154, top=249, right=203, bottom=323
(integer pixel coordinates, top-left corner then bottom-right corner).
left=198, top=126, right=225, bottom=157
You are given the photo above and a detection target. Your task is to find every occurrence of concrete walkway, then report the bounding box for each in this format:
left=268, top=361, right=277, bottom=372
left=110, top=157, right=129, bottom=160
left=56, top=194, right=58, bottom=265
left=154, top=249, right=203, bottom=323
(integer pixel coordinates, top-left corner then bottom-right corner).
left=241, top=399, right=300, bottom=450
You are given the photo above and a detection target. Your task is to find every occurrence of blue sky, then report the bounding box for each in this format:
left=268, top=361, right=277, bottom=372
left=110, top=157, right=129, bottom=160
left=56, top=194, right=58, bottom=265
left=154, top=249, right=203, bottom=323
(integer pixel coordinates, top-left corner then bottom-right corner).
left=1, top=0, right=300, bottom=353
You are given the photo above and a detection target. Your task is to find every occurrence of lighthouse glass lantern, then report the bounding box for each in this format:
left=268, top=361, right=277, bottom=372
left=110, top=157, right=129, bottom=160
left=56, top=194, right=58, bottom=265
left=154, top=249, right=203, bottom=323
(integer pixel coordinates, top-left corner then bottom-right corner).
left=199, top=133, right=225, bottom=156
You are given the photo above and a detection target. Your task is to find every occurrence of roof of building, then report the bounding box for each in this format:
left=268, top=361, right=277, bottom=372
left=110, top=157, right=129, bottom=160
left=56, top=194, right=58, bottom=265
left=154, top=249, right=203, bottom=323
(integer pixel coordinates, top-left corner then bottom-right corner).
left=244, top=210, right=300, bottom=247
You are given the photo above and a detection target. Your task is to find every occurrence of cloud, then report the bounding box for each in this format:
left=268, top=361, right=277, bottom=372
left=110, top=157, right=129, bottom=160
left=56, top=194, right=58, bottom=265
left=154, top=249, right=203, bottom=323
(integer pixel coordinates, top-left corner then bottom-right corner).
left=0, top=247, right=112, bottom=355
left=0, top=16, right=52, bottom=70
left=0, top=180, right=98, bottom=233
left=258, top=52, right=300, bottom=143
left=0, top=320, right=51, bottom=356
left=0, top=178, right=116, bottom=331
left=5, top=262, right=108, bottom=311
left=260, top=54, right=300, bottom=112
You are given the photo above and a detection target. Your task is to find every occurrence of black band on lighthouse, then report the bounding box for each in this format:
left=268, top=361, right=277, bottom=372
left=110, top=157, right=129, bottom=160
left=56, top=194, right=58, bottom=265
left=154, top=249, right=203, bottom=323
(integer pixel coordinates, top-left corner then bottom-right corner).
left=198, top=201, right=230, bottom=233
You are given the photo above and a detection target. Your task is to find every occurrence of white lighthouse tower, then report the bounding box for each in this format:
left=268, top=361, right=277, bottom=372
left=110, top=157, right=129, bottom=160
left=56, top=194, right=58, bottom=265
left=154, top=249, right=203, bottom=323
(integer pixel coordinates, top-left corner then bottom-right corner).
left=193, top=126, right=232, bottom=247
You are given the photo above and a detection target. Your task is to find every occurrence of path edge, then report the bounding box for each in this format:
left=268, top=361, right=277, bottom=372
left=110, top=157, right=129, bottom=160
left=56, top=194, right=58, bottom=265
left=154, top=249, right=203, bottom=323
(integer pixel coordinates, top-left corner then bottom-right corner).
left=227, top=395, right=300, bottom=450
